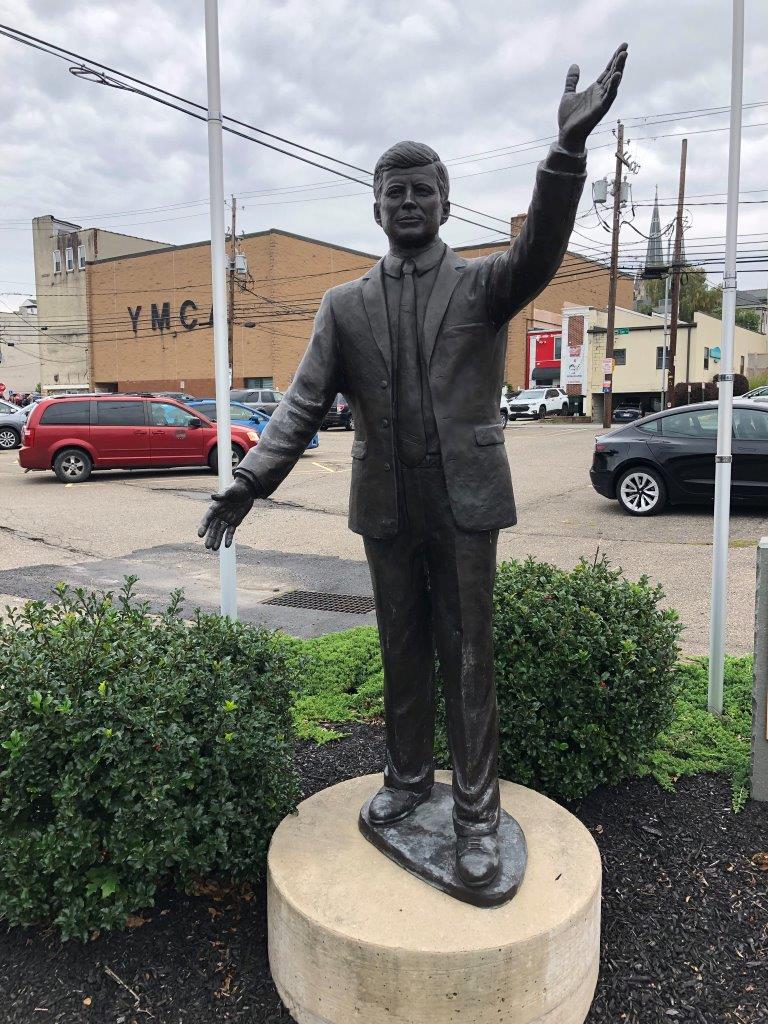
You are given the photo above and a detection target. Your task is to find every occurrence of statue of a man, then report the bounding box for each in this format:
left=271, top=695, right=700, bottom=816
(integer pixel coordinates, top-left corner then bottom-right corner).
left=199, top=44, right=628, bottom=889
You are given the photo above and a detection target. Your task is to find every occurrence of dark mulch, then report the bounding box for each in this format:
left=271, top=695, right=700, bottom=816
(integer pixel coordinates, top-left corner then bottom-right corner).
left=1, top=723, right=766, bottom=1024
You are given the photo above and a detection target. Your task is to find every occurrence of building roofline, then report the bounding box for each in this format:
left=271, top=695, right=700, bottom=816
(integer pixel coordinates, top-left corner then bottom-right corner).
left=93, top=227, right=171, bottom=247
left=93, top=227, right=381, bottom=266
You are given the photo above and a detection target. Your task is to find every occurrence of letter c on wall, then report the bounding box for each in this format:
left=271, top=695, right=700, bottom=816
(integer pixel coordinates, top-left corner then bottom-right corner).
left=179, top=299, right=198, bottom=331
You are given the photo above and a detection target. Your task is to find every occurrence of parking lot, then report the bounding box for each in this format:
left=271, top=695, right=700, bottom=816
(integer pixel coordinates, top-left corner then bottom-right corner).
left=1, top=420, right=766, bottom=654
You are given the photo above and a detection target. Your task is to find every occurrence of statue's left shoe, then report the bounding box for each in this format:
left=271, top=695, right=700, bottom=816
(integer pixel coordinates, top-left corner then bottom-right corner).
left=456, top=833, right=501, bottom=888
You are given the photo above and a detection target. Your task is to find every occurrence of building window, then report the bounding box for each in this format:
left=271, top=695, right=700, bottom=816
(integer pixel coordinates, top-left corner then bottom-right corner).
left=554, top=336, right=562, bottom=359
left=656, top=346, right=670, bottom=370
left=243, top=376, right=273, bottom=388
left=77, top=244, right=86, bottom=270
left=65, top=247, right=74, bottom=272
left=740, top=355, right=745, bottom=375
left=704, top=347, right=710, bottom=370
left=614, top=348, right=626, bottom=366
left=52, top=249, right=62, bottom=274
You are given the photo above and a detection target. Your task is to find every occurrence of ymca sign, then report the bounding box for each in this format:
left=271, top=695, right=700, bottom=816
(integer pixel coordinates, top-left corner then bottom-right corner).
left=127, top=299, right=214, bottom=335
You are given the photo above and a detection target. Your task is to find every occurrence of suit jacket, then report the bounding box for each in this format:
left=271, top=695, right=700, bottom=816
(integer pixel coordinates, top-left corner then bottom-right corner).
left=236, top=148, right=586, bottom=539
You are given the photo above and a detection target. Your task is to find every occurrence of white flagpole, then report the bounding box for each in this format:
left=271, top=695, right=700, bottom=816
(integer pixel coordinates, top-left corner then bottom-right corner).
left=204, top=0, right=237, bottom=619
left=708, top=0, right=744, bottom=712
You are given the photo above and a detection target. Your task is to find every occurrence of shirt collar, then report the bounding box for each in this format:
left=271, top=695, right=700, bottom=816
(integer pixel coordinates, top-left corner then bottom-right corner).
left=383, top=238, right=446, bottom=278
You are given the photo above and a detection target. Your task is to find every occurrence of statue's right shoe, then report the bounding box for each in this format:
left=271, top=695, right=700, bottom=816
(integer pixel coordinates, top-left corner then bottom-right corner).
left=368, top=786, right=432, bottom=825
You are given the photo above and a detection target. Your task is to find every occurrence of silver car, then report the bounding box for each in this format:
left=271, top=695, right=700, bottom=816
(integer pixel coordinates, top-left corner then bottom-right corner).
left=0, top=399, right=27, bottom=449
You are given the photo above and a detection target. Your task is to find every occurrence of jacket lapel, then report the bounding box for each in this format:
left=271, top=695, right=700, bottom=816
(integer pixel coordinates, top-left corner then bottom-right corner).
left=361, top=260, right=391, bottom=374
left=423, top=247, right=466, bottom=367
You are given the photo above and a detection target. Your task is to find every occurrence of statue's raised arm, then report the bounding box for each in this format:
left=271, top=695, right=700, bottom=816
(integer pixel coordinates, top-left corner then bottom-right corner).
left=558, top=43, right=628, bottom=153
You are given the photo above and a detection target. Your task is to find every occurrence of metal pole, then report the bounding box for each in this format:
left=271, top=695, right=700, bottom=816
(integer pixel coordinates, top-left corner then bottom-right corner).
left=204, top=0, right=237, bottom=619
left=708, top=0, right=744, bottom=713
left=603, top=120, right=623, bottom=430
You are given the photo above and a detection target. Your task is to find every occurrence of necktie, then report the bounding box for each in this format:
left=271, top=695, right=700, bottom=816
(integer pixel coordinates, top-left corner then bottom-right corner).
left=396, top=261, right=427, bottom=467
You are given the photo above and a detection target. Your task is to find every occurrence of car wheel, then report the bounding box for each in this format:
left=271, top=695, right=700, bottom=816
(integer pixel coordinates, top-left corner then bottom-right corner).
left=208, top=443, right=245, bottom=473
left=537, top=405, right=546, bottom=420
left=0, top=426, right=20, bottom=449
left=345, top=417, right=353, bottom=431
left=500, top=409, right=509, bottom=428
left=53, top=448, right=92, bottom=483
left=561, top=402, right=570, bottom=416
left=617, top=467, right=667, bottom=516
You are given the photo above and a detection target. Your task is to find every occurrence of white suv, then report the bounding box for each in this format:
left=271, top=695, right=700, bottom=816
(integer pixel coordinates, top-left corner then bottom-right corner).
left=508, top=387, right=570, bottom=420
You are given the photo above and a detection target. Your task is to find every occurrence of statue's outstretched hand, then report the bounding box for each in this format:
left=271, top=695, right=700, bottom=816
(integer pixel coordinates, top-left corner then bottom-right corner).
left=197, top=478, right=255, bottom=551
left=558, top=43, right=628, bottom=152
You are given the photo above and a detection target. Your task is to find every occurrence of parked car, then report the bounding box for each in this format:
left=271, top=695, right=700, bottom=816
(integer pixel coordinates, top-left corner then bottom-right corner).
left=612, top=405, right=644, bottom=424
left=741, top=385, right=768, bottom=404
left=590, top=400, right=768, bottom=516
left=0, top=398, right=27, bottom=450
left=230, top=387, right=284, bottom=415
left=188, top=399, right=319, bottom=450
left=508, top=387, right=570, bottom=420
left=321, top=393, right=353, bottom=430
left=500, top=388, right=511, bottom=428
left=18, top=394, right=259, bottom=483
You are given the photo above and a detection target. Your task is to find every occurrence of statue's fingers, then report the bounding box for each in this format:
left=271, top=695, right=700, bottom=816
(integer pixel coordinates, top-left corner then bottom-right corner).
left=599, top=42, right=628, bottom=83
left=603, top=70, right=623, bottom=106
left=205, top=518, right=225, bottom=550
left=564, top=63, right=580, bottom=93
left=224, top=524, right=237, bottom=548
left=198, top=506, right=216, bottom=537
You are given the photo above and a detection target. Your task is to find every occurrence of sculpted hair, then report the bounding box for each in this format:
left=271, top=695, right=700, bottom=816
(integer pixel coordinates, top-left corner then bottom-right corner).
left=373, top=141, right=450, bottom=202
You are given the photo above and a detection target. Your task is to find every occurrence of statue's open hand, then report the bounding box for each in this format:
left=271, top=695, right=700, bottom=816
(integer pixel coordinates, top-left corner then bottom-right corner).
left=197, top=478, right=254, bottom=551
left=558, top=43, right=628, bottom=153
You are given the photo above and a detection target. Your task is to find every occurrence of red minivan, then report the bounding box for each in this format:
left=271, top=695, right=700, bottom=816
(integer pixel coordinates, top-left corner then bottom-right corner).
left=19, top=394, right=259, bottom=483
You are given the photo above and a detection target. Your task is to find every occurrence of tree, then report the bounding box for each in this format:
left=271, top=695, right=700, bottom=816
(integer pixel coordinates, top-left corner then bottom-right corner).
left=638, top=266, right=763, bottom=334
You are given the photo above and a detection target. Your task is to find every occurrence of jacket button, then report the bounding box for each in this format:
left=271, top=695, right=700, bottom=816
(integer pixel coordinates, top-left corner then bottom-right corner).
left=384, top=462, right=391, bottom=471
left=380, top=379, right=388, bottom=388
left=381, top=418, right=389, bottom=428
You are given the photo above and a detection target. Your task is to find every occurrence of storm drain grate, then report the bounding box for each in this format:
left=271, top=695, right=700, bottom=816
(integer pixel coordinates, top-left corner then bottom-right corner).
left=262, top=590, right=376, bottom=614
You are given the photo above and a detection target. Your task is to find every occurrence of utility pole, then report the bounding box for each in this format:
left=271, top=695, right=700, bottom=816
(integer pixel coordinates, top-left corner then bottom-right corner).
left=666, top=139, right=688, bottom=408
left=227, top=194, right=237, bottom=386
left=603, top=121, right=624, bottom=429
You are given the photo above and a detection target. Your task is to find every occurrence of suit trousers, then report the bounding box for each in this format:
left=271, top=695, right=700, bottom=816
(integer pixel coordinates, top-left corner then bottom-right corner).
left=363, top=458, right=501, bottom=837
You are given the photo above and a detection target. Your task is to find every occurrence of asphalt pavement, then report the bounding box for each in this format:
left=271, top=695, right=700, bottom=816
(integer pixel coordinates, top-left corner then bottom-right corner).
left=1, top=420, right=765, bottom=653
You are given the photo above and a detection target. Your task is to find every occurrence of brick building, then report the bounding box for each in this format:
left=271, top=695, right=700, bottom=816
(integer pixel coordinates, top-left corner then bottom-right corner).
left=85, top=226, right=634, bottom=396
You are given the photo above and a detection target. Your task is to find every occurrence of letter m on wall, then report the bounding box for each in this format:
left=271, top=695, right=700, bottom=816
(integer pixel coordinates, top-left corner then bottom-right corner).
left=151, top=302, right=171, bottom=331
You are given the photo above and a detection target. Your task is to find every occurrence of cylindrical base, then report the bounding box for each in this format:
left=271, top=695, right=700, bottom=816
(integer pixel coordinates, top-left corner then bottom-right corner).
left=268, top=771, right=601, bottom=1024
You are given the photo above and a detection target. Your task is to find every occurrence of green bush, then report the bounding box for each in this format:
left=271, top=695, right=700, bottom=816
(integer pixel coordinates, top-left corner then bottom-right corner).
left=284, top=627, right=384, bottom=742
left=0, top=579, right=298, bottom=940
left=637, top=655, right=752, bottom=809
left=485, top=556, right=683, bottom=800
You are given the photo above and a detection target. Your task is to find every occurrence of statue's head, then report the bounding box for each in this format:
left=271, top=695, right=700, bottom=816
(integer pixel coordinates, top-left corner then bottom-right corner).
left=373, top=141, right=450, bottom=251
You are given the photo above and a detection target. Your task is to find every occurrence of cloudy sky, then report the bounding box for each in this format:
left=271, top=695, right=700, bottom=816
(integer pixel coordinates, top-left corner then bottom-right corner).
left=0, top=0, right=766, bottom=312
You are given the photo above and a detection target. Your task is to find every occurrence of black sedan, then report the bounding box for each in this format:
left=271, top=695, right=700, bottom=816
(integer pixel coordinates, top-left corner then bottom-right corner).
left=612, top=404, right=644, bottom=424
left=590, top=401, right=768, bottom=516
left=321, top=393, right=353, bottom=430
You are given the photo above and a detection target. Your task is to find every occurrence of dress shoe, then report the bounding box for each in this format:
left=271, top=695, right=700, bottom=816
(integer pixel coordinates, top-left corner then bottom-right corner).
left=456, top=833, right=501, bottom=888
left=368, top=786, right=432, bottom=825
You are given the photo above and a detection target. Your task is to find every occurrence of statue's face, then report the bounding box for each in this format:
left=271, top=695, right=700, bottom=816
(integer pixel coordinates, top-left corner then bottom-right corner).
left=374, top=164, right=450, bottom=250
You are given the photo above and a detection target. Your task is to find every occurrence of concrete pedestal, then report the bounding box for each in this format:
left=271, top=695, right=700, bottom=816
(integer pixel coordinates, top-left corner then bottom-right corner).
left=268, top=771, right=602, bottom=1024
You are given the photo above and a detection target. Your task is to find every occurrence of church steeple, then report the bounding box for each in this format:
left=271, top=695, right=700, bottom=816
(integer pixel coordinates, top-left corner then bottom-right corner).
left=644, top=187, right=666, bottom=275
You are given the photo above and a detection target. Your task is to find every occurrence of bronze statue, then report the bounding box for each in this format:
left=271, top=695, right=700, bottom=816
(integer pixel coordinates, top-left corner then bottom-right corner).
left=199, top=44, right=628, bottom=894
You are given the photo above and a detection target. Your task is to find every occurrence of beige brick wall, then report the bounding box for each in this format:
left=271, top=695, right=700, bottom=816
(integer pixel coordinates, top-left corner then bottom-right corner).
left=89, top=230, right=633, bottom=395
left=89, top=230, right=376, bottom=394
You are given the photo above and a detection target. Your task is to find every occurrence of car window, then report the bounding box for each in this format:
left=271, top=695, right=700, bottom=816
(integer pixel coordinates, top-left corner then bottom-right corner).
left=96, top=400, right=145, bottom=426
left=149, top=402, right=197, bottom=427
left=40, top=401, right=90, bottom=426
left=258, top=391, right=273, bottom=402
left=0, top=400, right=16, bottom=414
left=637, top=418, right=661, bottom=434
left=733, top=407, right=768, bottom=441
left=662, top=409, right=720, bottom=438
left=230, top=404, right=250, bottom=419
left=195, top=402, right=217, bottom=420
left=273, top=391, right=284, bottom=401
